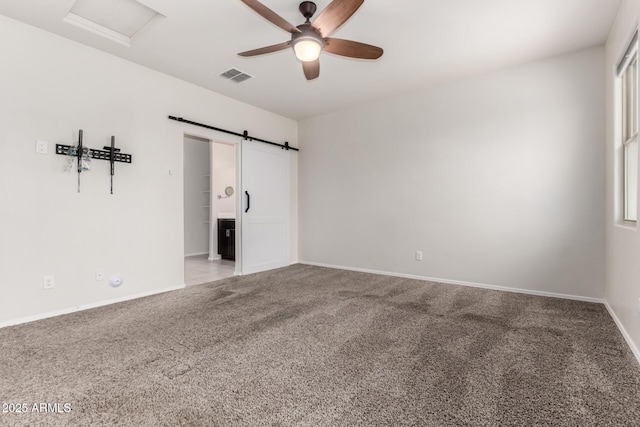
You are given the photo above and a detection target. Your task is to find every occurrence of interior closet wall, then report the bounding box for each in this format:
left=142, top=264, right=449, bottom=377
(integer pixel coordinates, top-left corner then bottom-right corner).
left=212, top=143, right=236, bottom=217
left=184, top=136, right=211, bottom=256
left=210, top=142, right=236, bottom=257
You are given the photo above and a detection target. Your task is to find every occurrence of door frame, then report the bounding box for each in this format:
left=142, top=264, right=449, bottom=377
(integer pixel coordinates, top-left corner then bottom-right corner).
left=181, top=130, right=293, bottom=280
left=182, top=131, right=242, bottom=280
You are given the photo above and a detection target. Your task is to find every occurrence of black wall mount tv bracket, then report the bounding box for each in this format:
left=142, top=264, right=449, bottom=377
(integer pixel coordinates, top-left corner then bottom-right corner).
left=55, top=129, right=132, bottom=194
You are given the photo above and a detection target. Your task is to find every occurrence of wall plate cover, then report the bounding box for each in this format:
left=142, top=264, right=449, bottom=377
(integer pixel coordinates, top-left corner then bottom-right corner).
left=43, top=275, right=54, bottom=289
left=36, top=140, right=48, bottom=154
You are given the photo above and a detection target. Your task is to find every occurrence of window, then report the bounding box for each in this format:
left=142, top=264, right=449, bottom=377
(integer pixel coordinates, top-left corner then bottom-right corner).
left=619, top=33, right=638, bottom=222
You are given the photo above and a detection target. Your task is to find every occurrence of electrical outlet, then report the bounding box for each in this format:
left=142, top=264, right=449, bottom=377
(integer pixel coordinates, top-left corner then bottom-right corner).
left=96, top=270, right=105, bottom=281
left=415, top=251, right=423, bottom=261
left=43, top=275, right=54, bottom=290
left=35, top=140, right=48, bottom=154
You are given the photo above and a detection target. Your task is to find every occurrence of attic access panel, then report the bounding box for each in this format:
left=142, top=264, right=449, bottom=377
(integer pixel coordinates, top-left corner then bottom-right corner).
left=64, top=0, right=162, bottom=46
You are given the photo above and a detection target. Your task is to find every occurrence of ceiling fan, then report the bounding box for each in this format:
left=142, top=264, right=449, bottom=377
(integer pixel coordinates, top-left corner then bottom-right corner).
left=238, top=0, right=383, bottom=80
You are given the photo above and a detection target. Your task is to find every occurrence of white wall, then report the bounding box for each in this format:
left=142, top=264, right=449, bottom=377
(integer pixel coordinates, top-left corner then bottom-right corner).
left=0, top=15, right=297, bottom=325
left=211, top=142, right=236, bottom=217
left=604, top=0, right=640, bottom=359
left=299, top=46, right=606, bottom=300
left=183, top=136, right=210, bottom=256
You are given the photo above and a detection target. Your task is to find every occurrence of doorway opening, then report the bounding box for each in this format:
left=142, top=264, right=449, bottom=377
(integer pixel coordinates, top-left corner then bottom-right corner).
left=183, top=134, right=237, bottom=285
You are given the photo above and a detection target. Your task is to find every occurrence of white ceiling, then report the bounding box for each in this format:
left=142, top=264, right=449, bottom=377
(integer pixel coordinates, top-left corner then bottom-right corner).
left=0, top=0, right=622, bottom=120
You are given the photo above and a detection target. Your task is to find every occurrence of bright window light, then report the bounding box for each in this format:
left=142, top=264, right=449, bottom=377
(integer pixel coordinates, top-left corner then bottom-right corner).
left=619, top=32, right=639, bottom=222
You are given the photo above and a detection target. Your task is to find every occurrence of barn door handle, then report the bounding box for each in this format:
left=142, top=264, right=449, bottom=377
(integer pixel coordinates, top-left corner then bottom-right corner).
left=245, top=191, right=250, bottom=213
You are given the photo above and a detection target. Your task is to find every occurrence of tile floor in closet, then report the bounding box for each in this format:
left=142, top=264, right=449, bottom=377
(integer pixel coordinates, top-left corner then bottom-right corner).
left=184, top=254, right=235, bottom=286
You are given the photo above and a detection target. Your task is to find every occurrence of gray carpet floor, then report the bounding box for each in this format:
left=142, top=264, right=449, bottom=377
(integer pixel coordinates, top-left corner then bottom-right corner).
left=1, top=264, right=640, bottom=426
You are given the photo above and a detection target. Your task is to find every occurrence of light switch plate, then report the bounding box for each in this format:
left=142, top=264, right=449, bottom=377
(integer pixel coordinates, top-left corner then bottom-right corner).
left=43, top=275, right=54, bottom=289
left=36, top=140, right=48, bottom=154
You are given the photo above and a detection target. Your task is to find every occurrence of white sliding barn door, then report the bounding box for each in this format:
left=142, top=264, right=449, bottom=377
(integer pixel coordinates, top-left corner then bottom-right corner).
left=240, top=140, right=290, bottom=274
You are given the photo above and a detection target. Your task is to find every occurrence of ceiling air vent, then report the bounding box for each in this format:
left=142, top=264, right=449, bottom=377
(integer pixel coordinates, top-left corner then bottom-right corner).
left=219, top=68, right=253, bottom=83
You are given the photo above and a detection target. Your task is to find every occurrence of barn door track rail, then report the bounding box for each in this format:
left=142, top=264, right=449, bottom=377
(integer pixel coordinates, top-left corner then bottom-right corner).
left=168, top=115, right=299, bottom=152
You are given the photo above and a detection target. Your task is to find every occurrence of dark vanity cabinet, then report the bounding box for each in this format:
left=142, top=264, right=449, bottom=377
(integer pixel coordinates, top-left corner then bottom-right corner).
left=217, top=219, right=235, bottom=261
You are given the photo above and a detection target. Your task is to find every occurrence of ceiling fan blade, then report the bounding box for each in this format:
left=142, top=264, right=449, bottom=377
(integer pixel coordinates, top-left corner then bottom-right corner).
left=311, top=0, right=364, bottom=37
left=323, top=38, right=383, bottom=59
left=302, top=60, right=320, bottom=80
left=240, top=0, right=301, bottom=34
left=238, top=41, right=291, bottom=57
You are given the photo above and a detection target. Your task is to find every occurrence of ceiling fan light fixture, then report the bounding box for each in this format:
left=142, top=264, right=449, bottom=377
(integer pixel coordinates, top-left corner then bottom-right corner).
left=291, top=24, right=323, bottom=62
left=293, top=38, right=322, bottom=62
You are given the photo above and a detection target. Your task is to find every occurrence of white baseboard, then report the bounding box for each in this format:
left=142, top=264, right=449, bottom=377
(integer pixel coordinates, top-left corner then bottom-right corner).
left=299, top=261, right=605, bottom=304
left=185, top=251, right=208, bottom=257
left=0, top=284, right=186, bottom=329
left=604, top=302, right=640, bottom=365
left=208, top=255, right=222, bottom=261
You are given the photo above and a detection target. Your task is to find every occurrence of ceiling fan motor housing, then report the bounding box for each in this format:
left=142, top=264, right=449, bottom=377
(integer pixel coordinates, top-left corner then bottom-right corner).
left=292, top=24, right=323, bottom=44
